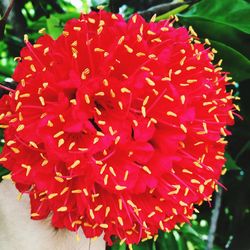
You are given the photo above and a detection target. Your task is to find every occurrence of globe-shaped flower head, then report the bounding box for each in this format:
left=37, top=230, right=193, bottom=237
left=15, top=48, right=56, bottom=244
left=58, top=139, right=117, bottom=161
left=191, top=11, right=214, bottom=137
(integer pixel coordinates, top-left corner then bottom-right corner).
left=0, top=11, right=235, bottom=245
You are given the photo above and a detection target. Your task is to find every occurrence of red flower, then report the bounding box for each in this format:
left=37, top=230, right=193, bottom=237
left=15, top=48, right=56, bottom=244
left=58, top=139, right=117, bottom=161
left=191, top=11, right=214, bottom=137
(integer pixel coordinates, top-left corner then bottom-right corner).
left=0, top=11, right=235, bottom=245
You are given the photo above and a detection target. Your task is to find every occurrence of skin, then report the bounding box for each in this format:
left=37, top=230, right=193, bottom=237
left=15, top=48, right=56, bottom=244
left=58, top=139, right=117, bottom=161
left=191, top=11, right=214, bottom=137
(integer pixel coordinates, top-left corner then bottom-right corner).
left=0, top=181, right=106, bottom=250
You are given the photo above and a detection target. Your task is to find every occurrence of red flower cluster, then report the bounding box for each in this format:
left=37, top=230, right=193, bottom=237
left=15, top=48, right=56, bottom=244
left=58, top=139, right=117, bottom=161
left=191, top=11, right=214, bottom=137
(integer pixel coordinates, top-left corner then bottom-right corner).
left=0, top=11, right=235, bottom=245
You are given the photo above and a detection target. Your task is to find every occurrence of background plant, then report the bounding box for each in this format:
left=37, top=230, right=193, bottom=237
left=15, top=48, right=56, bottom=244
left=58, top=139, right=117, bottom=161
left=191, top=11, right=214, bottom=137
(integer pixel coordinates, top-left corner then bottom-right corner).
left=0, top=0, right=249, bottom=249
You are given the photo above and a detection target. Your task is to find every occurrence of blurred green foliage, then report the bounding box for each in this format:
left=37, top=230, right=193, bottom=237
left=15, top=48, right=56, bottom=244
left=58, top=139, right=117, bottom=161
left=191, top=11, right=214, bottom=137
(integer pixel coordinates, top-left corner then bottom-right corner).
left=0, top=0, right=250, bottom=249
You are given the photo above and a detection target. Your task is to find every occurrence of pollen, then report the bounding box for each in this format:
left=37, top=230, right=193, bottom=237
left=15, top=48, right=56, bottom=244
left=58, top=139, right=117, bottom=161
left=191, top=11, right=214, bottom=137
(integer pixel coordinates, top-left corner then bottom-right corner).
left=166, top=111, right=177, bottom=117
left=115, top=185, right=127, bottom=191
left=69, top=160, right=81, bottom=169
left=16, top=124, right=25, bottom=132
left=117, top=216, right=124, bottom=226
left=57, top=206, right=68, bottom=212
left=84, top=94, right=90, bottom=104
left=124, top=44, right=133, bottom=53
left=142, top=166, right=151, bottom=174
left=29, top=141, right=39, bottom=148
left=145, top=77, right=155, bottom=86
left=53, top=131, right=64, bottom=138
left=58, top=138, right=65, bottom=147
left=180, top=124, right=187, bottom=133
left=141, top=106, right=146, bottom=117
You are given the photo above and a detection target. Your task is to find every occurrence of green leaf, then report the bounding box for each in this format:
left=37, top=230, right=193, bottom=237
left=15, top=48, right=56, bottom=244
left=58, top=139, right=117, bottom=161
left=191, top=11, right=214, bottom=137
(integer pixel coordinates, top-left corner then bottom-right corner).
left=0, top=64, right=13, bottom=77
left=133, top=240, right=152, bottom=250
left=155, top=231, right=179, bottom=250
left=46, top=15, right=63, bottom=39
left=178, top=15, right=250, bottom=59
left=110, top=240, right=126, bottom=250
left=181, top=0, right=250, bottom=34
left=53, top=13, right=80, bottom=23
left=181, top=224, right=200, bottom=238
left=0, top=41, right=15, bottom=77
left=27, top=16, right=47, bottom=31
left=156, top=4, right=189, bottom=21
left=173, top=231, right=188, bottom=250
left=178, top=0, right=250, bottom=82
left=209, top=40, right=250, bottom=82
left=0, top=166, right=9, bottom=179
left=225, top=153, right=241, bottom=170
left=178, top=0, right=250, bottom=69
left=82, top=0, right=90, bottom=14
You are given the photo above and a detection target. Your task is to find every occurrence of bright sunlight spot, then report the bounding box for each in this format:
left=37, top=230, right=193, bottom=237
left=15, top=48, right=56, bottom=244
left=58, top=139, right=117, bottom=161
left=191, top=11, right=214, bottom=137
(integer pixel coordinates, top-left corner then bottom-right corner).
left=65, top=0, right=83, bottom=9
